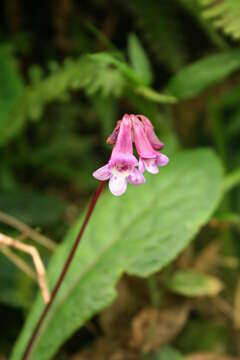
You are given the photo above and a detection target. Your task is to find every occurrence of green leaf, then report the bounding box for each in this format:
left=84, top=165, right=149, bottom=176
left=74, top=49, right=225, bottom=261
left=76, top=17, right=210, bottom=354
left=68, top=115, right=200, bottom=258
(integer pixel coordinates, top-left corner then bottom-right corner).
left=151, top=346, right=184, bottom=360
left=0, top=190, right=66, bottom=226
left=126, top=0, right=187, bottom=72
left=11, top=149, right=223, bottom=360
left=0, top=45, right=24, bottom=139
left=166, top=51, right=240, bottom=100
left=166, top=270, right=223, bottom=297
left=88, top=52, right=142, bottom=84
left=176, top=319, right=229, bottom=352
left=223, top=168, right=240, bottom=193
left=127, top=33, right=153, bottom=86
left=214, top=211, right=240, bottom=226
left=0, top=255, right=35, bottom=308
left=135, top=86, right=177, bottom=104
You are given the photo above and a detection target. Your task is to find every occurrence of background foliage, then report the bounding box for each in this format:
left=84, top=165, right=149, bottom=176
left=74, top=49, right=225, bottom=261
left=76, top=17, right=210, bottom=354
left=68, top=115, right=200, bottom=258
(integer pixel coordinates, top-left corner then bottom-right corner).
left=0, top=0, right=240, bottom=359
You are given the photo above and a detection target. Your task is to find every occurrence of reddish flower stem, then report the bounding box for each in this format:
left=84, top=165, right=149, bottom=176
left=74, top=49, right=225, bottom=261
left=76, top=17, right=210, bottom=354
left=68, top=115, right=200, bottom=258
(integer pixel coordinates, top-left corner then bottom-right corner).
left=22, top=181, right=105, bottom=360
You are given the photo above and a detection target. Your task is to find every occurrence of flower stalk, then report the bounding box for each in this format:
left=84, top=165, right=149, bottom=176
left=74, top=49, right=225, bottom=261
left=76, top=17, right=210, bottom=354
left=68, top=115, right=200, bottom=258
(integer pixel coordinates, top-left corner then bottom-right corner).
left=22, top=181, right=105, bottom=360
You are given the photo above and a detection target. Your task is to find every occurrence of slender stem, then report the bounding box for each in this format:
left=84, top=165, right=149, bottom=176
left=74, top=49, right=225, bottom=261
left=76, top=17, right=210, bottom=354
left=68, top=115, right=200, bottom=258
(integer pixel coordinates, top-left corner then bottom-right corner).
left=22, top=181, right=105, bottom=360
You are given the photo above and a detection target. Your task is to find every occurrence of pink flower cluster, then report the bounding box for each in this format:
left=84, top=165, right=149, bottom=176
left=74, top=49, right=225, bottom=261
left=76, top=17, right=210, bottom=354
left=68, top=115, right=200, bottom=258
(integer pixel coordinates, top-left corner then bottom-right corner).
left=93, top=114, right=169, bottom=196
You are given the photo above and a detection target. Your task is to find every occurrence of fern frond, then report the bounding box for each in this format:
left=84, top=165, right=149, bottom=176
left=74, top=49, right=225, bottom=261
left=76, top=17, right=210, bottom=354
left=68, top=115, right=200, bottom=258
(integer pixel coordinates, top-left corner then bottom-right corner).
left=0, top=52, right=175, bottom=146
left=200, top=0, right=240, bottom=40
left=120, top=0, right=187, bottom=72
left=178, top=0, right=228, bottom=50
left=0, top=56, right=118, bottom=146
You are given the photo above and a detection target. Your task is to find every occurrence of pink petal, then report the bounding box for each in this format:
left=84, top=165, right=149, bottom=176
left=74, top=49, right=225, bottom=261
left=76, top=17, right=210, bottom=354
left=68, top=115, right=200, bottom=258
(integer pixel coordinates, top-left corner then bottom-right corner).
left=111, top=115, right=133, bottom=157
left=137, top=115, right=164, bottom=150
left=148, top=131, right=164, bottom=150
left=138, top=158, right=145, bottom=174
left=157, top=153, right=169, bottom=167
left=127, top=168, right=145, bottom=185
left=109, top=153, right=138, bottom=169
left=93, top=164, right=111, bottom=181
left=110, top=115, right=137, bottom=167
left=109, top=173, right=127, bottom=196
left=143, top=158, right=159, bottom=174
left=132, top=116, right=157, bottom=159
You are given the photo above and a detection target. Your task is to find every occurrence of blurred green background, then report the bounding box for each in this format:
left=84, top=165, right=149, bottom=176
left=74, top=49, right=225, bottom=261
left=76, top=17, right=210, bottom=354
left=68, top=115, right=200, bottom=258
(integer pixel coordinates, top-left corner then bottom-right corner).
left=1, top=0, right=240, bottom=359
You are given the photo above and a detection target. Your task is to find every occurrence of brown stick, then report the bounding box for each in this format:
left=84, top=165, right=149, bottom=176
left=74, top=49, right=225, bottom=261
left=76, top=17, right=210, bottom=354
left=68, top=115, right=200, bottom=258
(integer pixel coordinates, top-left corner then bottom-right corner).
left=0, top=233, right=50, bottom=303
left=0, top=210, right=56, bottom=251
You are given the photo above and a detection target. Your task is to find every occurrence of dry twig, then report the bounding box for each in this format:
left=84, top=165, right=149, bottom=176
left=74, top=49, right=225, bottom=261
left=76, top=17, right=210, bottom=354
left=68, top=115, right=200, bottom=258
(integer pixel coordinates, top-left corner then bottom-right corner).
left=0, top=232, right=50, bottom=303
left=0, top=210, right=57, bottom=251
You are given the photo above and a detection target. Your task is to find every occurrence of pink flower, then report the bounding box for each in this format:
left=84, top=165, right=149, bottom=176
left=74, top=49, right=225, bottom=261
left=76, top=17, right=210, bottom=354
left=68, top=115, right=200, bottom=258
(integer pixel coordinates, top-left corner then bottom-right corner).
left=131, top=115, right=169, bottom=174
left=93, top=115, right=145, bottom=196
left=137, top=115, right=164, bottom=150
left=93, top=113, right=168, bottom=196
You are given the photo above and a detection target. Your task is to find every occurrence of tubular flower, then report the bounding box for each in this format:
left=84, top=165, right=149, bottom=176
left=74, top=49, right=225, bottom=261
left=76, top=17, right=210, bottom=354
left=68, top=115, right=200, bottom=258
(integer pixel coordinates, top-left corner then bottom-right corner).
left=131, top=115, right=168, bottom=174
left=137, top=115, right=164, bottom=150
left=93, top=114, right=168, bottom=196
left=93, top=115, right=145, bottom=196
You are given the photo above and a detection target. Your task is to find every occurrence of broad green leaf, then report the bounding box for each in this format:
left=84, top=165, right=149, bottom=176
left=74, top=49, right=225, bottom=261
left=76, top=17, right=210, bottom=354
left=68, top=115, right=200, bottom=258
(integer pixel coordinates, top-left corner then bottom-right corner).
left=166, top=51, right=240, bottom=100
left=11, top=149, right=223, bottom=360
left=166, top=270, right=223, bottom=297
left=127, top=33, right=153, bottom=86
left=0, top=190, right=65, bottom=226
